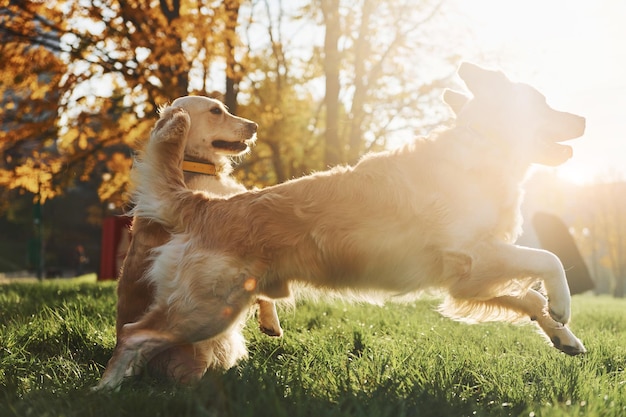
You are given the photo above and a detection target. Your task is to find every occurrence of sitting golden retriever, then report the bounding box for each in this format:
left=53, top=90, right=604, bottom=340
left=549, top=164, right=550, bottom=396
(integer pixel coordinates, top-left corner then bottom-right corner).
left=115, top=95, right=282, bottom=384
left=96, top=63, right=586, bottom=391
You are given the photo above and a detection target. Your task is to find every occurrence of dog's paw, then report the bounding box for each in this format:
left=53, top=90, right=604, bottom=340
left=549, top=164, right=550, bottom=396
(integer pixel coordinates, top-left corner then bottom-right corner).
left=152, top=107, right=191, bottom=141
left=548, top=297, right=571, bottom=325
left=550, top=326, right=586, bottom=356
left=259, top=324, right=283, bottom=338
left=257, top=299, right=283, bottom=337
left=90, top=379, right=122, bottom=393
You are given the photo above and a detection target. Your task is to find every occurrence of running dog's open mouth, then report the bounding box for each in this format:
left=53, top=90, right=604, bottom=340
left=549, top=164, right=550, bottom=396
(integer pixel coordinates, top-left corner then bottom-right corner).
left=212, top=139, right=250, bottom=153
left=535, top=113, right=585, bottom=166
left=536, top=140, right=573, bottom=166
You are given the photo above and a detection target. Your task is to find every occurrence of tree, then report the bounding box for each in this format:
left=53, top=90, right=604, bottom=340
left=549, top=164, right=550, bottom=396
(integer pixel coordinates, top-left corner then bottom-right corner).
left=583, top=182, right=626, bottom=297
left=0, top=0, right=245, bottom=206
left=320, top=0, right=341, bottom=166
left=318, top=0, right=453, bottom=166
left=223, top=0, right=244, bottom=113
left=232, top=0, right=328, bottom=184
left=238, top=0, right=457, bottom=182
left=0, top=0, right=250, bottom=274
left=524, top=171, right=626, bottom=298
left=0, top=17, right=65, bottom=202
left=1, top=0, right=462, bottom=274
left=1, top=0, right=458, bottom=200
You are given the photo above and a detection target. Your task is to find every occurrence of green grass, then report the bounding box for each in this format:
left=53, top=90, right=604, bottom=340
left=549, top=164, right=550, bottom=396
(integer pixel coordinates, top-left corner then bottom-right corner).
left=0, top=277, right=624, bottom=417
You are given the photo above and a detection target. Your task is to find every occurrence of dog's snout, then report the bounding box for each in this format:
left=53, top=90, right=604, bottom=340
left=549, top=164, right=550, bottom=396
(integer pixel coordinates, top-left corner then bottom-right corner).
left=566, top=114, right=586, bottom=139
left=248, top=121, right=258, bottom=133
left=577, top=116, right=586, bottom=135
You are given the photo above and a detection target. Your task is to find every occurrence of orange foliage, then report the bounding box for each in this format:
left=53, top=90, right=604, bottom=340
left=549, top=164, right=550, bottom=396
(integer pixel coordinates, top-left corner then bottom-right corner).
left=0, top=0, right=242, bottom=207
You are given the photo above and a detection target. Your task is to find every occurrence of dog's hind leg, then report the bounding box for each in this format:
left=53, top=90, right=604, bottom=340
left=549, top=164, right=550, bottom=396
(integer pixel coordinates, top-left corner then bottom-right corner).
left=115, top=218, right=168, bottom=336
left=257, top=299, right=283, bottom=337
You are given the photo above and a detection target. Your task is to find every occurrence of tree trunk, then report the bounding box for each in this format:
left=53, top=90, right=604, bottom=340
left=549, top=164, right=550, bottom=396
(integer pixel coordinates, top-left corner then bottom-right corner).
left=321, top=0, right=341, bottom=166
left=346, top=0, right=373, bottom=164
left=224, top=0, right=241, bottom=114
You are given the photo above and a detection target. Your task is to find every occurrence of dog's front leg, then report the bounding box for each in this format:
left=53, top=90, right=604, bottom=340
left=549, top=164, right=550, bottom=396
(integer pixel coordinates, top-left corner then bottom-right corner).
left=451, top=242, right=571, bottom=325
left=487, top=290, right=585, bottom=355
left=93, top=326, right=177, bottom=392
left=444, top=289, right=586, bottom=355
left=505, top=245, right=572, bottom=325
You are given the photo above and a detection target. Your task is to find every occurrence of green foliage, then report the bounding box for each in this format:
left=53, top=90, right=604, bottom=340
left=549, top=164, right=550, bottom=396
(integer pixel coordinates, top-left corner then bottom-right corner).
left=0, top=279, right=624, bottom=417
left=0, top=0, right=239, bottom=204
left=1, top=0, right=458, bottom=204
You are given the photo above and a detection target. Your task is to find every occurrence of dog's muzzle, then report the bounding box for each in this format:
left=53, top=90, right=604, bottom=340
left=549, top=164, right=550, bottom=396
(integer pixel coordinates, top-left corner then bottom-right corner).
left=536, top=113, right=585, bottom=166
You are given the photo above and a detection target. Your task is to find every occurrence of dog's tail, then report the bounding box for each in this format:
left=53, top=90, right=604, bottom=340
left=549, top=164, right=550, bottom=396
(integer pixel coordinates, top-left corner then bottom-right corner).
left=129, top=106, right=197, bottom=231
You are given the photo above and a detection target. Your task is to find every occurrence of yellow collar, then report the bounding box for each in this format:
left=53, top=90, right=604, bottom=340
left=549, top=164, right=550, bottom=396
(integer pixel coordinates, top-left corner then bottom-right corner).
left=182, top=160, right=217, bottom=176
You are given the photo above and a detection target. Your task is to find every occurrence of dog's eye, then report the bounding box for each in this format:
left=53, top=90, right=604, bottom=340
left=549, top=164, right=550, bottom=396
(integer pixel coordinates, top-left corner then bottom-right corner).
left=210, top=107, right=223, bottom=115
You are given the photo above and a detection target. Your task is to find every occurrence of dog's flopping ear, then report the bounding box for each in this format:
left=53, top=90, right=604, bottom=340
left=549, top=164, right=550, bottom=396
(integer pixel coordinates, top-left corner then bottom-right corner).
left=443, top=89, right=470, bottom=116
left=151, top=106, right=191, bottom=143
left=457, top=62, right=508, bottom=96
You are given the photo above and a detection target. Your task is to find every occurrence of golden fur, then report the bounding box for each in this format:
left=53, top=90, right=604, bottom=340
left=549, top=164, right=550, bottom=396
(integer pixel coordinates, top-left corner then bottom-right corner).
left=115, top=95, right=281, bottom=384
left=97, top=63, right=587, bottom=391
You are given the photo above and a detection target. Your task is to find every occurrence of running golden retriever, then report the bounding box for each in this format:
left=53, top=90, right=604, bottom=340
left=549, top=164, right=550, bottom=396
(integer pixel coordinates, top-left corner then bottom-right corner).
left=96, top=63, right=586, bottom=391
left=115, top=95, right=281, bottom=384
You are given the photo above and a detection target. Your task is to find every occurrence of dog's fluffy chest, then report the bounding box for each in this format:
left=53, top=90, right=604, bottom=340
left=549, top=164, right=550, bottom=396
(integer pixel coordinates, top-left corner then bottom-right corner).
left=444, top=175, right=524, bottom=246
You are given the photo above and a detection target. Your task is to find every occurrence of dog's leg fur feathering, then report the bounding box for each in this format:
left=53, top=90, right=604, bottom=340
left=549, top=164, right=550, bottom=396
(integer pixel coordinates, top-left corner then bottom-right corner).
left=129, top=108, right=191, bottom=231
left=98, top=234, right=255, bottom=391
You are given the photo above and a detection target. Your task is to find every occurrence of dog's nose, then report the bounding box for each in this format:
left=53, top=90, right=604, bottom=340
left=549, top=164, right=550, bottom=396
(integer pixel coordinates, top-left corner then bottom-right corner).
left=577, top=116, right=586, bottom=135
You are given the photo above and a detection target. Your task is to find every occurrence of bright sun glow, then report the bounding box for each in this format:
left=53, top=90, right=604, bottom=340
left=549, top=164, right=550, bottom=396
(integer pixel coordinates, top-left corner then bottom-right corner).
left=447, top=0, right=626, bottom=184
left=555, top=159, right=600, bottom=186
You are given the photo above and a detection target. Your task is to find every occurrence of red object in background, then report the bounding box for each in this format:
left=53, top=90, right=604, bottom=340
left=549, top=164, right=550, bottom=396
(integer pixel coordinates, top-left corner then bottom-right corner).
left=99, top=216, right=131, bottom=281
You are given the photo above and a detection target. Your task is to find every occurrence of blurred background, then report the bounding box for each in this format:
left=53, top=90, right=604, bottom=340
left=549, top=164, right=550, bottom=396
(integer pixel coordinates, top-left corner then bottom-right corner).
left=0, top=0, right=624, bottom=296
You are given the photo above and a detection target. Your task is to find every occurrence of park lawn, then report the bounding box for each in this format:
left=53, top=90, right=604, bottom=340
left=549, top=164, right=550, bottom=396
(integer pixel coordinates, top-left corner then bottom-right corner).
left=0, top=276, right=624, bottom=417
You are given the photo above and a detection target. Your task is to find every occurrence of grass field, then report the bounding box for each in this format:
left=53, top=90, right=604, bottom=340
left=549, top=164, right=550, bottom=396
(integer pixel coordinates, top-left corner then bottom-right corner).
left=0, top=276, right=624, bottom=417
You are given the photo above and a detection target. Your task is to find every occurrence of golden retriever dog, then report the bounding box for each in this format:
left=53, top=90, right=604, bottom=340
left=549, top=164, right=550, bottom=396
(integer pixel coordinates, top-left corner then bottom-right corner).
left=96, top=63, right=586, bottom=391
left=115, top=95, right=282, bottom=384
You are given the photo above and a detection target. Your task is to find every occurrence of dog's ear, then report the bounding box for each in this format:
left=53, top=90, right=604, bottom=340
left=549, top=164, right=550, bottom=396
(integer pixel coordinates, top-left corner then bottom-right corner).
left=458, top=62, right=507, bottom=95
left=443, top=89, right=470, bottom=116
left=152, top=106, right=191, bottom=143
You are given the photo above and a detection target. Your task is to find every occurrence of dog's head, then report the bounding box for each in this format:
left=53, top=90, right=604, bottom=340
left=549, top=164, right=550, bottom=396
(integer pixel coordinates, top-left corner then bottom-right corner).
left=444, top=62, right=585, bottom=167
left=169, top=96, right=258, bottom=163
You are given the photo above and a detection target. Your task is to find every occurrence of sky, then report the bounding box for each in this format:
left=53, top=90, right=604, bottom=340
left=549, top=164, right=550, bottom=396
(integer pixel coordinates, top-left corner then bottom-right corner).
left=445, top=0, right=626, bottom=184
left=80, top=0, right=625, bottom=185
